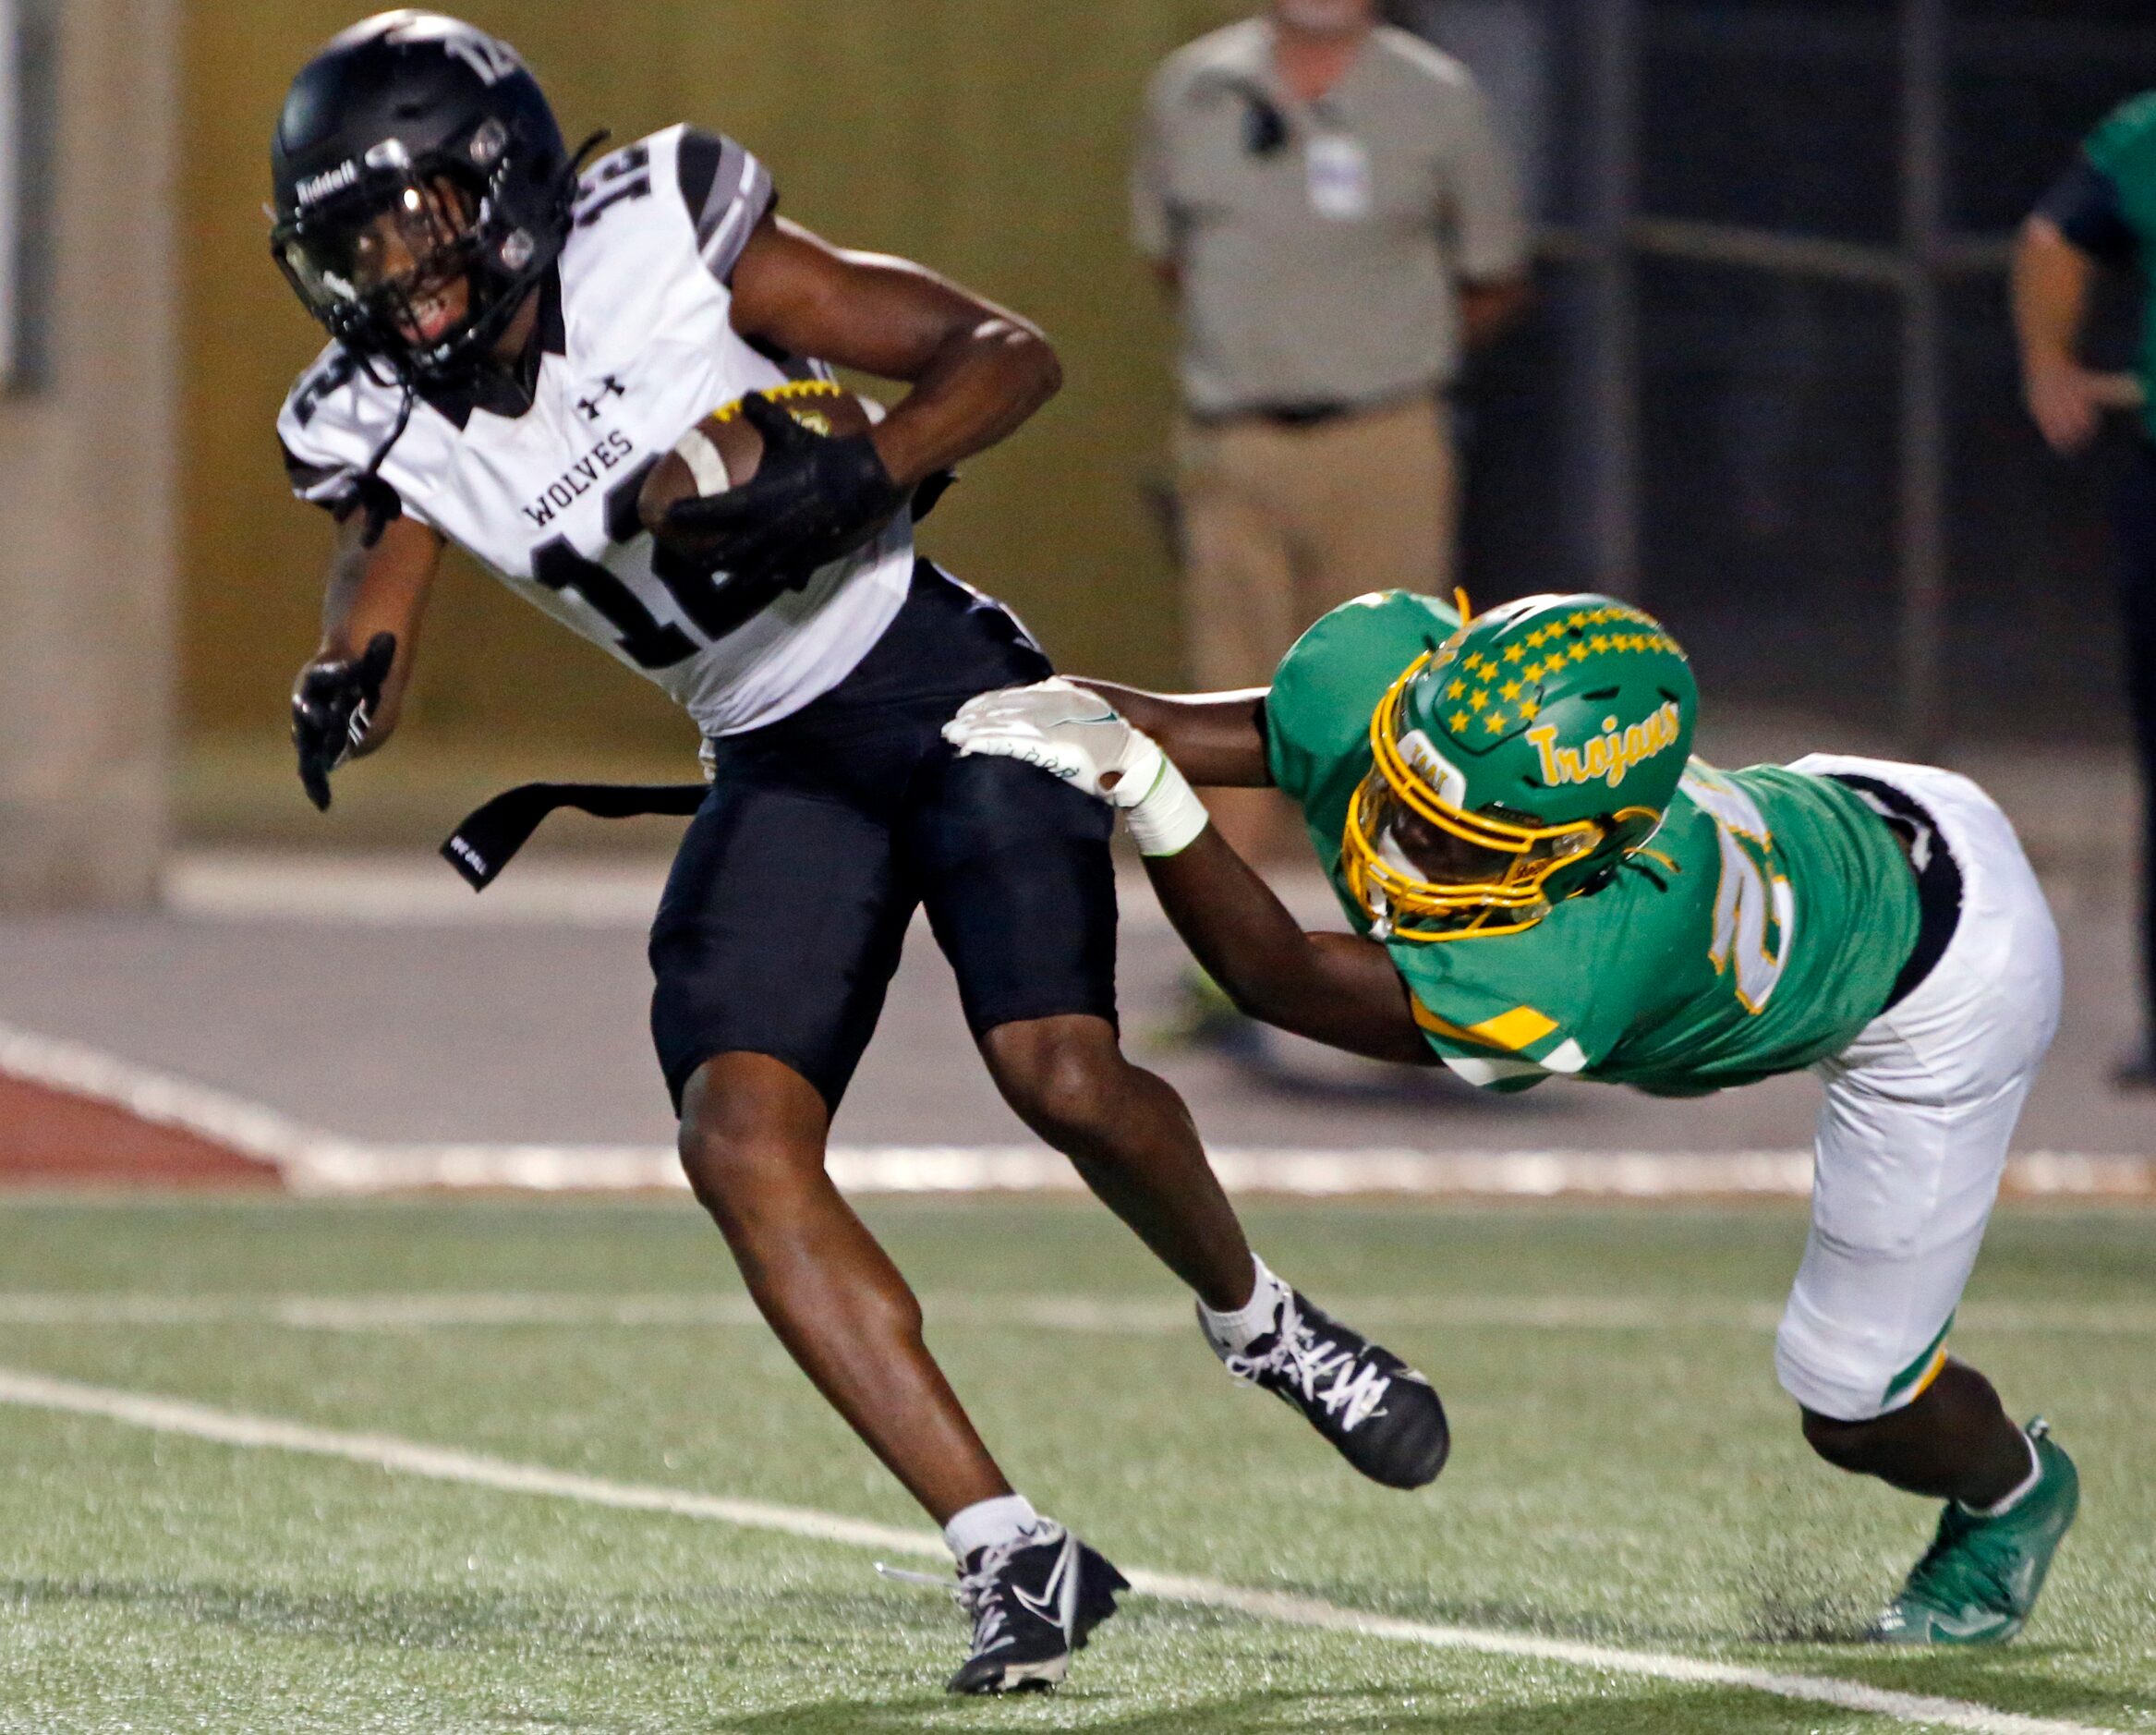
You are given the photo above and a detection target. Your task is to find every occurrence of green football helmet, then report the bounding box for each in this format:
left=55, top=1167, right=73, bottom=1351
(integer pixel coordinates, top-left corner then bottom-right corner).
left=1342, top=593, right=1699, bottom=941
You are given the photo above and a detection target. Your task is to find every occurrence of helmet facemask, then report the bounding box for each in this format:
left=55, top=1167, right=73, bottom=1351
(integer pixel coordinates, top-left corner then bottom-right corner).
left=272, top=119, right=551, bottom=388
left=1341, top=655, right=1654, bottom=941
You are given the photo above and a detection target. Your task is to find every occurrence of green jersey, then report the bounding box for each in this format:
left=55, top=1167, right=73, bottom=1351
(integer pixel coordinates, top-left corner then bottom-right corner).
left=2082, top=91, right=2156, bottom=442
left=1265, top=592, right=1921, bottom=1094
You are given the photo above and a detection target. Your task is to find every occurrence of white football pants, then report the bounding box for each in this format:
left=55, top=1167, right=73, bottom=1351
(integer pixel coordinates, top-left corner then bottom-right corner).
left=1773, top=755, right=2063, bottom=1423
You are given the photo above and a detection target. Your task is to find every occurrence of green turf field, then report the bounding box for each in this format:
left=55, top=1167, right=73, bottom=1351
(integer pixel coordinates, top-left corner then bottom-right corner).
left=0, top=1196, right=2150, bottom=1733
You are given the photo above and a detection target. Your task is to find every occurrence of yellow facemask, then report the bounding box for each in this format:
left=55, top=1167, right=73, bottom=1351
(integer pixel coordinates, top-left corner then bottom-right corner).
left=1339, top=655, right=1649, bottom=942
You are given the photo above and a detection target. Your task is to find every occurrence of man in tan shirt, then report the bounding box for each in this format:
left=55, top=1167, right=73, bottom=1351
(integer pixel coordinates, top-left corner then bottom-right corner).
left=1134, top=0, right=1529, bottom=861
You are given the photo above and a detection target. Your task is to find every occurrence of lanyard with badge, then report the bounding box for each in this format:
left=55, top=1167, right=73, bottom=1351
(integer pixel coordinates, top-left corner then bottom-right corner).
left=1232, top=79, right=1372, bottom=221
left=1305, top=123, right=1373, bottom=221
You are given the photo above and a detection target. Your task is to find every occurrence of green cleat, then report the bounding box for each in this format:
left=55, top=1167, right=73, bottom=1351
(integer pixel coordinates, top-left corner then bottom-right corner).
left=1871, top=1419, right=2079, bottom=1645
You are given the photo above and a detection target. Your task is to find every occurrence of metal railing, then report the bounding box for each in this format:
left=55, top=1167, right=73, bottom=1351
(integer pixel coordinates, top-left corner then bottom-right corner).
left=1534, top=0, right=2054, bottom=752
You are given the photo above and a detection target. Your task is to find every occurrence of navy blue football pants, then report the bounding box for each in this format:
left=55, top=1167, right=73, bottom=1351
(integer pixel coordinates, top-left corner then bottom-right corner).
left=648, top=563, right=1119, bottom=1114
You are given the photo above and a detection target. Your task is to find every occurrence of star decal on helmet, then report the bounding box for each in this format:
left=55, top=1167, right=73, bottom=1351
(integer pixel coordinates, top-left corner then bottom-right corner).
left=1435, top=673, right=1548, bottom=749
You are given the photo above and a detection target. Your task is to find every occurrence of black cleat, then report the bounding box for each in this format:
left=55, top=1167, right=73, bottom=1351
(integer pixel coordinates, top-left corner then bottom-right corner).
left=945, top=1523, right=1130, bottom=1694
left=1218, top=1289, right=1449, bottom=1489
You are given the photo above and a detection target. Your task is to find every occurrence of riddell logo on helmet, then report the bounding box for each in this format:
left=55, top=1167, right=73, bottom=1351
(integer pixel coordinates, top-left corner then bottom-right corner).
left=297, top=160, right=362, bottom=207
left=295, top=140, right=412, bottom=209
left=1526, top=702, right=1683, bottom=791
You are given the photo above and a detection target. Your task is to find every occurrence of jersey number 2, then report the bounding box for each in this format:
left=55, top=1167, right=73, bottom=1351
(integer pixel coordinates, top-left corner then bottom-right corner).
left=1681, top=770, right=1794, bottom=1013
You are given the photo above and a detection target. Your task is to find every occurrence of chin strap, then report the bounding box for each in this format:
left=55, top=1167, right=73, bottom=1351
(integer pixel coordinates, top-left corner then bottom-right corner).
left=565, top=129, right=612, bottom=182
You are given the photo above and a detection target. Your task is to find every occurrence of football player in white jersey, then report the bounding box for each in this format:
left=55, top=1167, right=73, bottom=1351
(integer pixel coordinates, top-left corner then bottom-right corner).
left=268, top=13, right=1448, bottom=1693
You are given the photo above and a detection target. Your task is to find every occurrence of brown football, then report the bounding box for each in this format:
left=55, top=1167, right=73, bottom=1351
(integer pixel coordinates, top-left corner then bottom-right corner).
left=636, top=381, right=879, bottom=535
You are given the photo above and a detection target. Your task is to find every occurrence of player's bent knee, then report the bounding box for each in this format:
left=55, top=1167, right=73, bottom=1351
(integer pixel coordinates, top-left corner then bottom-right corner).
left=674, top=1055, right=829, bottom=1221
left=1776, top=1333, right=1889, bottom=1430
left=1800, top=1405, right=1888, bottom=1471
left=1774, top=1310, right=1937, bottom=1436
left=981, top=1016, right=1129, bottom=1147
left=676, top=1115, right=767, bottom=1219
left=676, top=1113, right=738, bottom=1210
left=676, top=1120, right=822, bottom=1229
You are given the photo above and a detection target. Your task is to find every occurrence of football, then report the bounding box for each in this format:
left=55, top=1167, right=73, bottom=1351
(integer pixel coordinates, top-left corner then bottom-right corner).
left=636, top=381, right=880, bottom=534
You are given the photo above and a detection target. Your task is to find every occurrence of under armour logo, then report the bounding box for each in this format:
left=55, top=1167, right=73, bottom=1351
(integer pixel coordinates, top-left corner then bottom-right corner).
left=577, top=376, right=626, bottom=421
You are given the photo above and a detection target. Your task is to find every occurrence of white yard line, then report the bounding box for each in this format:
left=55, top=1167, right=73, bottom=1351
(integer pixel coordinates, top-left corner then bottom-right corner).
left=268, top=1143, right=2156, bottom=1199
left=5, top=1018, right=2151, bottom=1197
left=0, top=1365, right=2123, bottom=1735
left=2, top=1291, right=2153, bottom=1336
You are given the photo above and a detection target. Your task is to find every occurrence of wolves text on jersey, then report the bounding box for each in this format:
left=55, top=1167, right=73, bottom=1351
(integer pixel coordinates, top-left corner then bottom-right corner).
left=523, top=430, right=637, bottom=528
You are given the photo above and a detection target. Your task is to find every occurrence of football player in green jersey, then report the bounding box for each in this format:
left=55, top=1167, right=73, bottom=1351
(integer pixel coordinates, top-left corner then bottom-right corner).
left=945, top=589, right=2079, bottom=1646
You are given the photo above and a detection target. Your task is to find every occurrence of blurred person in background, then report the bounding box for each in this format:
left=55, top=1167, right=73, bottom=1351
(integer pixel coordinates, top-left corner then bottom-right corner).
left=1133, top=0, right=1530, bottom=874
left=2013, top=92, right=2156, bottom=1091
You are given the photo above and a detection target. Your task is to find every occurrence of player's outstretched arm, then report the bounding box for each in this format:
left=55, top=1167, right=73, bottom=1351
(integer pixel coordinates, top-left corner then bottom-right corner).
left=1067, top=681, right=1274, bottom=788
left=944, top=686, right=1428, bottom=1063
left=1143, top=828, right=1435, bottom=1066
left=289, top=513, right=442, bottom=808
left=727, top=212, right=1061, bottom=488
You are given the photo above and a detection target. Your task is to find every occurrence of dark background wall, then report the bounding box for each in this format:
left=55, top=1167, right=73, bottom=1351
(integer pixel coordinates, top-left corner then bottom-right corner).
left=1452, top=1, right=2156, bottom=746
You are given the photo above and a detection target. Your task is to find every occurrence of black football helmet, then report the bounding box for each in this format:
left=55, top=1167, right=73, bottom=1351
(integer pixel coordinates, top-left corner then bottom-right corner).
left=270, top=11, right=579, bottom=386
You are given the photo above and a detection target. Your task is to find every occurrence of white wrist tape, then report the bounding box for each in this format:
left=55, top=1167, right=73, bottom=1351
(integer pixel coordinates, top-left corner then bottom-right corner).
left=1120, top=745, right=1211, bottom=857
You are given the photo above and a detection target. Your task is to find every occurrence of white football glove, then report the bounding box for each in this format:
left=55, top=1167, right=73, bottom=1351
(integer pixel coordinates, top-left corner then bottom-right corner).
left=942, top=678, right=1211, bottom=856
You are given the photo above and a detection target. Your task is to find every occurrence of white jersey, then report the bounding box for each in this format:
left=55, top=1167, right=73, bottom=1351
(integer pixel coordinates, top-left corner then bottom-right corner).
left=277, top=125, right=914, bottom=739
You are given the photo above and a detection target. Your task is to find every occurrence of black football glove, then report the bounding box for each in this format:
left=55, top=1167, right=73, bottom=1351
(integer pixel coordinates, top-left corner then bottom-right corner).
left=292, top=632, right=396, bottom=812
left=658, top=392, right=905, bottom=583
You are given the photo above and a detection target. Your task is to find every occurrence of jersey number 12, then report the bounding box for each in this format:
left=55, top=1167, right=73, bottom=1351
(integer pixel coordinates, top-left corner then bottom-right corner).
left=530, top=461, right=824, bottom=669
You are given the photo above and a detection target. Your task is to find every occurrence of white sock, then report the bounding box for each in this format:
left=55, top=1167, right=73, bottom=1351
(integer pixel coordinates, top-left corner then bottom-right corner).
left=1198, top=1255, right=1290, bottom=1359
left=1959, top=1433, right=2043, bottom=1519
left=943, top=1493, right=1041, bottom=1562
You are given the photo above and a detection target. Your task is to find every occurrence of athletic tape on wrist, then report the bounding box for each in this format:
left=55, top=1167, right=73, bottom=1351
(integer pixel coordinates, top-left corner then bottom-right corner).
left=1125, top=755, right=1211, bottom=856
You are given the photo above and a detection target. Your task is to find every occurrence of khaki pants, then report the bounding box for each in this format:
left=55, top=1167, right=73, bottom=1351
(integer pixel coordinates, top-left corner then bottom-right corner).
left=1176, top=395, right=1456, bottom=691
